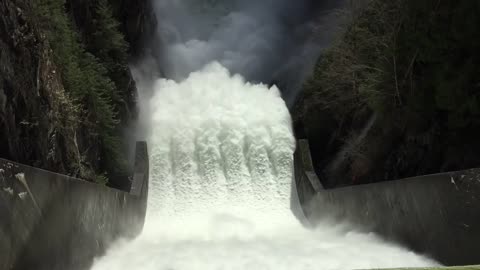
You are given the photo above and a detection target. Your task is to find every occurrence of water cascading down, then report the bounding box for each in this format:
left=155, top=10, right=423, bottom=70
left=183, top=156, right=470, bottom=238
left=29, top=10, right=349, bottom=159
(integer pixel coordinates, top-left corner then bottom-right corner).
left=90, top=62, right=437, bottom=270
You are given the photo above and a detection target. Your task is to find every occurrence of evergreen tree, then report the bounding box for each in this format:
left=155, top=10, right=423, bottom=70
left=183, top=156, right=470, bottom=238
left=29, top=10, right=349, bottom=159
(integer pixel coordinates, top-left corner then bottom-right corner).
left=32, top=0, right=129, bottom=183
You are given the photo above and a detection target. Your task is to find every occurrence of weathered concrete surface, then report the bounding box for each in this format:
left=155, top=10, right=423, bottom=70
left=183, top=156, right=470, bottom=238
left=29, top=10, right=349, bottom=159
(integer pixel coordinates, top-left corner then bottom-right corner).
left=0, top=141, right=149, bottom=270
left=366, top=266, right=480, bottom=270
left=295, top=139, right=480, bottom=266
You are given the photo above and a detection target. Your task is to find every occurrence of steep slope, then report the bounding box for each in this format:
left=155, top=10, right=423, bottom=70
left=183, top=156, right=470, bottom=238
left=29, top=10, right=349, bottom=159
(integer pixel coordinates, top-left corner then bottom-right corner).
left=0, top=0, right=152, bottom=187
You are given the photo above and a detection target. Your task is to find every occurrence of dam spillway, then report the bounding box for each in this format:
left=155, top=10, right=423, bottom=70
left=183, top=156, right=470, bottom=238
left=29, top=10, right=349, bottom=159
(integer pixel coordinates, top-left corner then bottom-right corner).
left=89, top=64, right=437, bottom=270
left=0, top=0, right=479, bottom=269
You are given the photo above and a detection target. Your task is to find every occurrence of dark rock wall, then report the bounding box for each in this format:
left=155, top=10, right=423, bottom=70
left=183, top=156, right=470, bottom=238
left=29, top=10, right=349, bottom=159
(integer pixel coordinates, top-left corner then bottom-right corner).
left=112, top=0, right=156, bottom=58
left=294, top=139, right=480, bottom=266
left=0, top=142, right=149, bottom=270
left=0, top=0, right=91, bottom=177
left=293, top=100, right=480, bottom=188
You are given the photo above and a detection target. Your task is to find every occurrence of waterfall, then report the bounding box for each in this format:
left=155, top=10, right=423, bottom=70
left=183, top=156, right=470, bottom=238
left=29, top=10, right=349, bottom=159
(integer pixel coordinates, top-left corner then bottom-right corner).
left=147, top=62, right=295, bottom=217
left=90, top=62, right=437, bottom=270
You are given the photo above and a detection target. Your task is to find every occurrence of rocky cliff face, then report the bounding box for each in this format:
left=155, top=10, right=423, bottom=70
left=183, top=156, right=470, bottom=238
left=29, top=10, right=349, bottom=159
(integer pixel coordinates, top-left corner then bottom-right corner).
left=65, top=0, right=156, bottom=121
left=0, top=0, right=88, bottom=176
left=0, top=0, right=153, bottom=187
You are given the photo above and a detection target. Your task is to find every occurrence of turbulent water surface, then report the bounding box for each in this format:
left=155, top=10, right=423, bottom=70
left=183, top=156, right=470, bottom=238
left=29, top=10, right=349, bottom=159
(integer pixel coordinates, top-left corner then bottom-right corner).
left=90, top=63, right=437, bottom=270
left=92, top=1, right=438, bottom=269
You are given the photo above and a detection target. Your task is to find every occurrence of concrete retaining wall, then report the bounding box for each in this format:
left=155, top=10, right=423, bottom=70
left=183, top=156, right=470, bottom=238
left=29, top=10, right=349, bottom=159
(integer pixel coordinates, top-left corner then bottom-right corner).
left=294, top=139, right=480, bottom=266
left=0, top=141, right=149, bottom=270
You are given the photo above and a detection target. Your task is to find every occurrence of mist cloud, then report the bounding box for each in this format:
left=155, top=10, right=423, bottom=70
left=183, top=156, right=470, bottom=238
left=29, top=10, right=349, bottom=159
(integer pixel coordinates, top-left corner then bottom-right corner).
left=143, top=0, right=344, bottom=105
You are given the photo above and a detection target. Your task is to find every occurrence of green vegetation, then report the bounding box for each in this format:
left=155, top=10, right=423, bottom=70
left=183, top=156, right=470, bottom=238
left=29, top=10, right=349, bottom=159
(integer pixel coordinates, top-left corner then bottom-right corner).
left=89, top=0, right=132, bottom=121
left=300, top=0, right=480, bottom=184
left=32, top=0, right=130, bottom=182
left=305, top=0, right=480, bottom=128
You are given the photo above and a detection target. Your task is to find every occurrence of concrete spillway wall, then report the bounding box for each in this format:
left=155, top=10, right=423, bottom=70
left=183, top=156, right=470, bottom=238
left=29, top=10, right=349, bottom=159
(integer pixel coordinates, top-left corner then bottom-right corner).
left=369, top=267, right=480, bottom=270
left=294, top=139, right=480, bottom=266
left=0, top=142, right=149, bottom=270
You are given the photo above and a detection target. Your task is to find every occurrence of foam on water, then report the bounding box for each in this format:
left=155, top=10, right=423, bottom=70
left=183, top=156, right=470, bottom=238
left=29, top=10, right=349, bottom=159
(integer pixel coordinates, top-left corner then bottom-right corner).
left=90, top=63, right=438, bottom=270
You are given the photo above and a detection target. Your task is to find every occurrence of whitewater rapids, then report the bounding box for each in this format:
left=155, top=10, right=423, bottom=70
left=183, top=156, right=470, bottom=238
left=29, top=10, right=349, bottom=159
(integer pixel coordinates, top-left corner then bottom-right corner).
left=90, top=63, right=437, bottom=270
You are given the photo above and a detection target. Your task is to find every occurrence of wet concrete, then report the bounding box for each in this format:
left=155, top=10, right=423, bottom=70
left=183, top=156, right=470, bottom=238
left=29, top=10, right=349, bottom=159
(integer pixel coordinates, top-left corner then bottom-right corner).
left=0, top=142, right=149, bottom=270
left=295, top=139, right=480, bottom=266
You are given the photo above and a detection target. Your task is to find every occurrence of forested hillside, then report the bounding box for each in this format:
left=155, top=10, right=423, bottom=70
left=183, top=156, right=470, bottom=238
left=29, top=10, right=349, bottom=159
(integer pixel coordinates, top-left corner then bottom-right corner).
left=295, top=0, right=480, bottom=187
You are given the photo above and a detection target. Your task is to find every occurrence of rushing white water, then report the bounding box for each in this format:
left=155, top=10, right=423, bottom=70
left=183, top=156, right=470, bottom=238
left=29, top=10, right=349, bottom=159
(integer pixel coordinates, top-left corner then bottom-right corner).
left=90, top=63, right=438, bottom=270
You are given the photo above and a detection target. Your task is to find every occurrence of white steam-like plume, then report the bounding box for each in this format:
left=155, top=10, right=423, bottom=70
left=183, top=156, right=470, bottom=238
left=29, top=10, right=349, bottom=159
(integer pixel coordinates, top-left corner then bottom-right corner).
left=142, top=0, right=344, bottom=104
left=133, top=0, right=344, bottom=139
